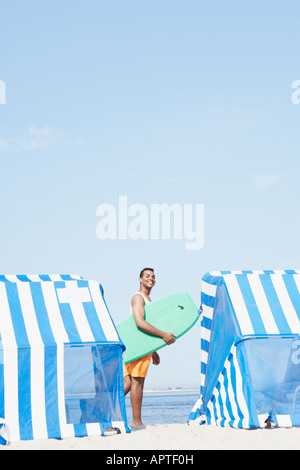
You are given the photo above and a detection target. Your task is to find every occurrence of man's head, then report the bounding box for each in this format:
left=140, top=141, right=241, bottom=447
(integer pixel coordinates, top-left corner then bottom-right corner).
left=139, top=267, right=156, bottom=291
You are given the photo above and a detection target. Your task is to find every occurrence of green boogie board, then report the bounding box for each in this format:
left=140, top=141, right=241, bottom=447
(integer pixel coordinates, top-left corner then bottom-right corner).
left=116, top=292, right=199, bottom=365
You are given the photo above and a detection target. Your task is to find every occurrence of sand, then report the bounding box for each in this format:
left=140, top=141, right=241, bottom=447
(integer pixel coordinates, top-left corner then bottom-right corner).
left=2, top=423, right=300, bottom=450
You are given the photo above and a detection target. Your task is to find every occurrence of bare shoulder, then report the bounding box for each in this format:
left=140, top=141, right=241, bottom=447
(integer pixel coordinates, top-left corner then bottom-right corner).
left=131, top=293, right=145, bottom=305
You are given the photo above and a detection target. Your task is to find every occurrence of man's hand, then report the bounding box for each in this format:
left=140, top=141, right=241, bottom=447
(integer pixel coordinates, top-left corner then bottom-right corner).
left=131, top=294, right=176, bottom=345
left=162, top=332, right=176, bottom=345
left=152, top=351, right=160, bottom=365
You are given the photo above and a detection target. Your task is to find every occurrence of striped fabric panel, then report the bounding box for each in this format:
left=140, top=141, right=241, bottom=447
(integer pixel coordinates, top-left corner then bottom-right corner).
left=209, top=270, right=300, bottom=276
left=190, top=270, right=300, bottom=429
left=200, top=279, right=217, bottom=395
left=206, top=345, right=250, bottom=429
left=188, top=397, right=205, bottom=424
left=0, top=278, right=127, bottom=441
left=224, top=273, right=300, bottom=336
left=0, top=274, right=84, bottom=283
left=0, top=279, right=120, bottom=346
left=187, top=278, right=218, bottom=422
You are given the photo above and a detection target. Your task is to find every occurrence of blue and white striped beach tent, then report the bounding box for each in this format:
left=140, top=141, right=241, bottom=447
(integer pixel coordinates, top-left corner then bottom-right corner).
left=0, top=274, right=130, bottom=443
left=189, top=270, right=300, bottom=429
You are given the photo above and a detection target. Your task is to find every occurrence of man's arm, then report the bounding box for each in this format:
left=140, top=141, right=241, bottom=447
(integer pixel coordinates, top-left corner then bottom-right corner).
left=131, top=294, right=175, bottom=345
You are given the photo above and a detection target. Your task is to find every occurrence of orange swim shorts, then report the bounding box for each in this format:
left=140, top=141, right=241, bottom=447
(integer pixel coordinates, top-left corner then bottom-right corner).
left=123, top=354, right=152, bottom=378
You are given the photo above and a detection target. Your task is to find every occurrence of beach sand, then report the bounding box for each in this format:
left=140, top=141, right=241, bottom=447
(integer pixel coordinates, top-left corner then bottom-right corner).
left=2, top=423, right=300, bottom=450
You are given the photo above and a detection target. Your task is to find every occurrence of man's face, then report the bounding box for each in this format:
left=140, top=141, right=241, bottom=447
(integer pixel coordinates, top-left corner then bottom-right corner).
left=140, top=270, right=156, bottom=290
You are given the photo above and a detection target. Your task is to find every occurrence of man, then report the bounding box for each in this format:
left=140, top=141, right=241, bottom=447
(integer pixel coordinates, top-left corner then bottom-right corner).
left=123, top=268, right=176, bottom=427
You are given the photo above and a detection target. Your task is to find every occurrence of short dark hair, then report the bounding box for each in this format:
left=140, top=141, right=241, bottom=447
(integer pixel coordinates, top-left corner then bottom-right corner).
left=139, top=267, right=154, bottom=278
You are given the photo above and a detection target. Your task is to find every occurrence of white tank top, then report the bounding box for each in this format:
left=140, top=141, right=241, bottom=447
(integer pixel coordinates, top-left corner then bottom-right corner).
left=130, top=291, right=150, bottom=314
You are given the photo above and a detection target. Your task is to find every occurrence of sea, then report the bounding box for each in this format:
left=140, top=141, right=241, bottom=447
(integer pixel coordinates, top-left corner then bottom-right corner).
left=125, top=389, right=199, bottom=426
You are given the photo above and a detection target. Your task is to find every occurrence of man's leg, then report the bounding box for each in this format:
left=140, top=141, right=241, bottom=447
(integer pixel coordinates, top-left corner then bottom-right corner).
left=124, top=375, right=132, bottom=396
left=130, top=376, right=145, bottom=426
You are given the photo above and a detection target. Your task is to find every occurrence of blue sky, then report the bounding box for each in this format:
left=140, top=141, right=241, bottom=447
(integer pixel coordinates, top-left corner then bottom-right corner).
left=0, top=0, right=300, bottom=388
